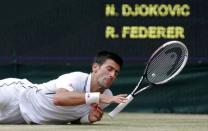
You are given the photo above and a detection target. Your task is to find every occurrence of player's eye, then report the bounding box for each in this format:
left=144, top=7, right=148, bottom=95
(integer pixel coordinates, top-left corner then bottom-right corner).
left=107, top=67, right=112, bottom=71
left=106, top=67, right=119, bottom=77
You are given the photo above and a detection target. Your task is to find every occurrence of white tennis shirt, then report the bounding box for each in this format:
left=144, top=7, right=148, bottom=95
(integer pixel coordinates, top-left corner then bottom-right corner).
left=19, top=72, right=112, bottom=124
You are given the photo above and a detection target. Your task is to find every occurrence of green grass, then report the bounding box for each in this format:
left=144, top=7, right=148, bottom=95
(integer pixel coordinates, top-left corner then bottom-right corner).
left=0, top=113, right=207, bottom=131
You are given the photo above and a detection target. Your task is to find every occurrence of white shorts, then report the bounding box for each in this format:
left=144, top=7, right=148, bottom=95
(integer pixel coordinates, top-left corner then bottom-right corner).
left=0, top=78, right=30, bottom=124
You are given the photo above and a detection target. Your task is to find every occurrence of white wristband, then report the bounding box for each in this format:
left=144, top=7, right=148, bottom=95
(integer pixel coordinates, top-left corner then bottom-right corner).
left=80, top=114, right=90, bottom=124
left=85, top=92, right=100, bottom=104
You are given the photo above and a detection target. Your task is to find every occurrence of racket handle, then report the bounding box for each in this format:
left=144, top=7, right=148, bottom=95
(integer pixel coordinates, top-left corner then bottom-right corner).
left=108, top=94, right=134, bottom=118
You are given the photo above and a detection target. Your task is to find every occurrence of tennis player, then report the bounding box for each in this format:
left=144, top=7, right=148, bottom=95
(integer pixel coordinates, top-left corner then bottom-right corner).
left=0, top=51, right=127, bottom=124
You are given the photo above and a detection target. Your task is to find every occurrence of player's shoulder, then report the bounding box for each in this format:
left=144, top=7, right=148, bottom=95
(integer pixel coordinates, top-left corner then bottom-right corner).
left=73, top=71, right=88, bottom=76
left=59, top=71, right=89, bottom=79
left=56, top=72, right=89, bottom=91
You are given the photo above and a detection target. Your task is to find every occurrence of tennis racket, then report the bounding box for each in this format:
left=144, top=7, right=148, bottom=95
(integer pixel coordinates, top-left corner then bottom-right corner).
left=108, top=40, right=188, bottom=118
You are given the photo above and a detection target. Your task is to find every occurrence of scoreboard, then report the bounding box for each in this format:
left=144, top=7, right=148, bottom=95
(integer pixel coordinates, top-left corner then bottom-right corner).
left=0, top=0, right=207, bottom=65
left=105, top=3, right=189, bottom=39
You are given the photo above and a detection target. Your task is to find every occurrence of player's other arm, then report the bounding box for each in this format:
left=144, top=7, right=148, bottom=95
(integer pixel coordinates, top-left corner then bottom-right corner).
left=71, top=104, right=103, bottom=124
left=53, top=88, right=127, bottom=106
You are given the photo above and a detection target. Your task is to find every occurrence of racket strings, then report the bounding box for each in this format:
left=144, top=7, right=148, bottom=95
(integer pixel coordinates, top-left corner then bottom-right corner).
left=148, top=57, right=183, bottom=83
left=148, top=45, right=179, bottom=73
left=150, top=48, right=185, bottom=82
left=148, top=51, right=184, bottom=82
left=146, top=43, right=187, bottom=84
left=149, top=47, right=183, bottom=75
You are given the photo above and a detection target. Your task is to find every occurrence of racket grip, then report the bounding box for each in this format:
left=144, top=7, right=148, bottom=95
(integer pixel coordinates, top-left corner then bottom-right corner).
left=108, top=94, right=134, bottom=118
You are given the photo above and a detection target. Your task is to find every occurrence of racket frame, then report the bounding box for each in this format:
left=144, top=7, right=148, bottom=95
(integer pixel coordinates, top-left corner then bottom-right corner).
left=145, top=41, right=188, bottom=84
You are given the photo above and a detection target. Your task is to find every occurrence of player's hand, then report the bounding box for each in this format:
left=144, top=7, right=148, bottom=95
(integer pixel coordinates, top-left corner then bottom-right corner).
left=88, top=104, right=103, bottom=123
left=100, top=94, right=128, bottom=104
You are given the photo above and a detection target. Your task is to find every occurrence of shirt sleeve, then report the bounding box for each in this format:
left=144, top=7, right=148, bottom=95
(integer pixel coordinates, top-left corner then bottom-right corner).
left=55, top=74, right=75, bottom=91
left=55, top=72, right=88, bottom=92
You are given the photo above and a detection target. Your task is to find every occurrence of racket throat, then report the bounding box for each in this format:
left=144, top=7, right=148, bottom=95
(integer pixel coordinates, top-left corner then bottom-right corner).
left=133, top=85, right=152, bottom=96
left=131, top=76, right=144, bottom=95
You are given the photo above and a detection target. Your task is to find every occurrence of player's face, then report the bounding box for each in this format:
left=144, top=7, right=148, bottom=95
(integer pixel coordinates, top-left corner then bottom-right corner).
left=93, top=59, right=120, bottom=89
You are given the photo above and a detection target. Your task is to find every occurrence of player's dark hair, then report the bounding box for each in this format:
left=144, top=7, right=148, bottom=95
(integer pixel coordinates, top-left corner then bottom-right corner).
left=93, top=51, right=123, bottom=68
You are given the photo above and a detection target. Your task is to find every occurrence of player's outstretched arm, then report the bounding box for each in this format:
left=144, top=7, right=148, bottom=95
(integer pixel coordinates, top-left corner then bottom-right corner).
left=99, top=94, right=127, bottom=104
left=53, top=88, right=127, bottom=106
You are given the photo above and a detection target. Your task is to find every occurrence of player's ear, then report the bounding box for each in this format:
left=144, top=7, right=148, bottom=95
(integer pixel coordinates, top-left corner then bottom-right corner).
left=92, top=63, right=99, bottom=73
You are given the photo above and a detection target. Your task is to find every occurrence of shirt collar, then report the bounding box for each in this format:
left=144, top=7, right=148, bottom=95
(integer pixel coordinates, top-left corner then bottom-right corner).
left=85, top=73, right=91, bottom=93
